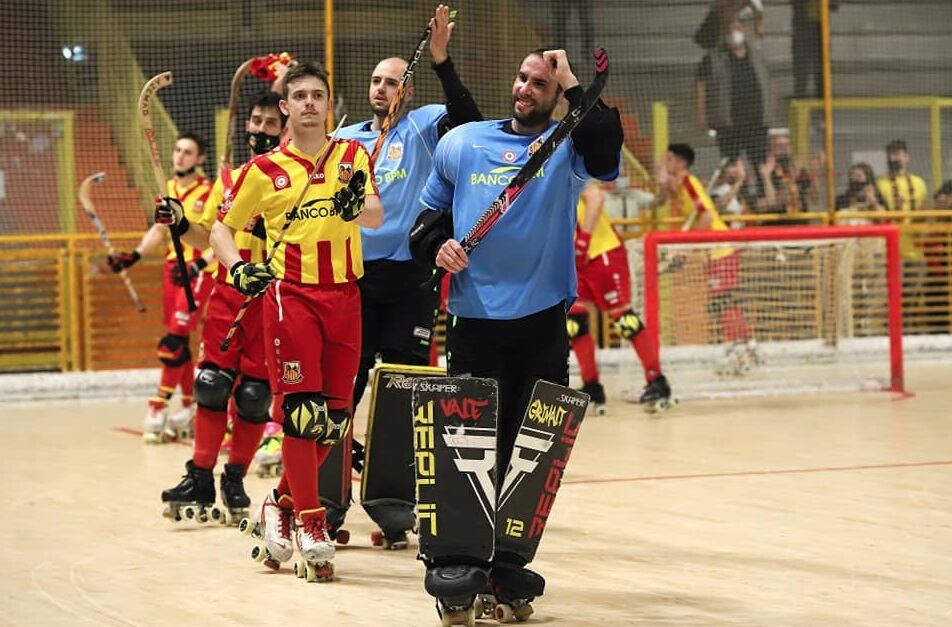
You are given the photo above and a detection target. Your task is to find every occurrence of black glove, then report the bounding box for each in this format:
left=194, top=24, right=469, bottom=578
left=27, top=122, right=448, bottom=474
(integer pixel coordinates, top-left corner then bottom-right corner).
left=332, top=171, right=366, bottom=222
left=107, top=250, right=140, bottom=273
left=154, top=196, right=189, bottom=235
left=172, top=257, right=208, bottom=287
left=230, top=261, right=274, bottom=297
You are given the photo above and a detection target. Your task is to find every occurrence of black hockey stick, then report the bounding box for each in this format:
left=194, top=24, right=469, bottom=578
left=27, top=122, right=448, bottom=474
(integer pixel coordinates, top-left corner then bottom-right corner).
left=370, top=9, right=457, bottom=162
left=422, top=48, right=610, bottom=290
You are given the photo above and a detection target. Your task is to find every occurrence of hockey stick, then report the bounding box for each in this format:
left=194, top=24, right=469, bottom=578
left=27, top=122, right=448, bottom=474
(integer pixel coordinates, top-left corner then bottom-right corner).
left=422, top=48, right=610, bottom=290
left=369, top=10, right=457, bottom=163
left=221, top=57, right=256, bottom=169
left=79, top=171, right=147, bottom=312
left=138, top=71, right=197, bottom=312
left=219, top=115, right=348, bottom=351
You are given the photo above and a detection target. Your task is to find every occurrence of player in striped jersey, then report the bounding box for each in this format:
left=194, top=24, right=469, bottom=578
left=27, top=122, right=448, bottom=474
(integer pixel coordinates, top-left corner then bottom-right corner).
left=210, top=61, right=381, bottom=576
left=107, top=132, right=215, bottom=442
left=652, top=143, right=757, bottom=375
left=569, top=181, right=671, bottom=411
left=155, top=91, right=286, bottom=523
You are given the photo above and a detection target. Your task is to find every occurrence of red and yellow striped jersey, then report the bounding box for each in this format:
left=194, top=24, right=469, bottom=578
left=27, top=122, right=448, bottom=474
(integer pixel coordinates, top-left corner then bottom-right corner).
left=200, top=168, right=266, bottom=285
left=576, top=195, right=622, bottom=259
left=165, top=177, right=215, bottom=271
left=219, top=139, right=377, bottom=285
left=658, top=173, right=728, bottom=232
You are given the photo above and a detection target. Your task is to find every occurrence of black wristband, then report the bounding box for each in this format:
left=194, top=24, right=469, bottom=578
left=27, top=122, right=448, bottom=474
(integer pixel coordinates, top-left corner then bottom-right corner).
left=131, top=250, right=141, bottom=263
left=229, top=260, right=245, bottom=278
left=564, top=85, right=585, bottom=109
left=194, top=257, right=208, bottom=271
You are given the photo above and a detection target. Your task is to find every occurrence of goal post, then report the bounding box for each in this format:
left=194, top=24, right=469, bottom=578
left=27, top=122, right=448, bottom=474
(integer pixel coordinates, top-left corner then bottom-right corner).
left=640, top=225, right=904, bottom=396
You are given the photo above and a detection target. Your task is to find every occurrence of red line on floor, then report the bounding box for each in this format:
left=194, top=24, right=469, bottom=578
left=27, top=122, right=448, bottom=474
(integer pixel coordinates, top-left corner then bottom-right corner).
left=565, top=459, right=952, bottom=485
left=112, top=426, right=192, bottom=447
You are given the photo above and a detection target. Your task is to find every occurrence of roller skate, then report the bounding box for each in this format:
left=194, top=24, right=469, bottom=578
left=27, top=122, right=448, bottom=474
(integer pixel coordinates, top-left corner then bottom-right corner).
left=324, top=503, right=351, bottom=545
left=253, top=422, right=283, bottom=478
left=237, top=489, right=294, bottom=571
left=292, top=508, right=335, bottom=582
left=369, top=506, right=414, bottom=550
left=142, top=404, right=169, bottom=443
left=425, top=564, right=489, bottom=627
left=716, top=342, right=751, bottom=377
left=371, top=528, right=410, bottom=550
left=217, top=463, right=251, bottom=526
left=639, top=374, right=676, bottom=414
left=165, top=404, right=195, bottom=441
left=743, top=338, right=762, bottom=368
left=579, top=381, right=606, bottom=416
left=477, top=562, right=545, bottom=623
left=161, top=460, right=218, bottom=523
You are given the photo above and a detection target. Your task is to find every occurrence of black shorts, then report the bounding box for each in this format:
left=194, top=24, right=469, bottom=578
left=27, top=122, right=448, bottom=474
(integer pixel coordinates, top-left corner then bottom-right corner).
left=445, top=302, right=570, bottom=487
left=358, top=259, right=439, bottom=363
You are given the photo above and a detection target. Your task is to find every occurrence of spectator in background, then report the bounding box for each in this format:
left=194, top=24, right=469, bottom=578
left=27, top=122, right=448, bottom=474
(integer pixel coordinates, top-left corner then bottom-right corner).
left=756, top=130, right=817, bottom=215
left=694, top=0, right=763, bottom=50
left=934, top=181, right=952, bottom=212
left=791, top=0, right=838, bottom=98
left=709, top=156, right=752, bottom=228
left=696, top=19, right=772, bottom=172
left=876, top=139, right=929, bottom=212
left=836, top=162, right=886, bottom=212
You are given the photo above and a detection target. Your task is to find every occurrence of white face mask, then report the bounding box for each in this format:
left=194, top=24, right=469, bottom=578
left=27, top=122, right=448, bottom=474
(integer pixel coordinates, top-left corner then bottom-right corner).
left=730, top=30, right=745, bottom=46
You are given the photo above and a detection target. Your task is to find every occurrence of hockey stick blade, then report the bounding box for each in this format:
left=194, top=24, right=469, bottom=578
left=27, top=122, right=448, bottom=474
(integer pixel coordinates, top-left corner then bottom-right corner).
left=424, top=48, right=610, bottom=290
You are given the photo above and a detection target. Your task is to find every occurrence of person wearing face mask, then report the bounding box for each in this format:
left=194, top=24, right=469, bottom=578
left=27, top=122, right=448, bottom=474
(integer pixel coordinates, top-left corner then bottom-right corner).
left=876, top=139, right=928, bottom=215
left=107, top=131, right=215, bottom=443
left=152, top=91, right=289, bottom=528
left=710, top=156, right=753, bottom=228
left=757, top=130, right=818, bottom=215
left=835, top=162, right=886, bottom=217
left=696, top=18, right=772, bottom=172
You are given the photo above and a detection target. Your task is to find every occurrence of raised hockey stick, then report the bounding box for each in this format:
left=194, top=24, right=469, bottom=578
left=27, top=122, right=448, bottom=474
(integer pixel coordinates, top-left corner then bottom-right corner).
left=138, top=71, right=197, bottom=312
left=219, top=115, right=348, bottom=351
left=422, top=48, right=610, bottom=290
left=369, top=10, right=457, bottom=163
left=79, top=171, right=147, bottom=312
left=221, top=57, right=256, bottom=169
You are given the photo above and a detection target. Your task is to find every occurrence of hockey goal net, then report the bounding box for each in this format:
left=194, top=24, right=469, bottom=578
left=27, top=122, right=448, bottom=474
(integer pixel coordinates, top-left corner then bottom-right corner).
left=629, top=225, right=903, bottom=399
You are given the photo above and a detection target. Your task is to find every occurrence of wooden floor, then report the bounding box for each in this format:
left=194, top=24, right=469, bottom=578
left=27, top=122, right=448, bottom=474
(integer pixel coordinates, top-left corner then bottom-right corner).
left=2, top=361, right=951, bottom=626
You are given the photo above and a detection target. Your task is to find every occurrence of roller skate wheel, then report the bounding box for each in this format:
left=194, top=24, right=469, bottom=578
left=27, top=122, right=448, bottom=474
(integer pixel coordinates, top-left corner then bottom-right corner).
left=334, top=529, right=350, bottom=545
left=182, top=505, right=197, bottom=520
left=251, top=545, right=268, bottom=563
left=315, top=562, right=334, bottom=582
left=473, top=597, right=485, bottom=617
left=514, top=604, right=534, bottom=622
left=494, top=603, right=515, bottom=623
left=439, top=608, right=474, bottom=627
left=294, top=560, right=307, bottom=578
left=238, top=518, right=252, bottom=535
left=593, top=404, right=607, bottom=416
left=208, top=506, right=223, bottom=522
left=370, top=531, right=384, bottom=547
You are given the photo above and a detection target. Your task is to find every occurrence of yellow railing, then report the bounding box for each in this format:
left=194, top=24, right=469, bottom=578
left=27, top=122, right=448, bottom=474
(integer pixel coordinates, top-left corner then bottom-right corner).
left=1, top=215, right=950, bottom=371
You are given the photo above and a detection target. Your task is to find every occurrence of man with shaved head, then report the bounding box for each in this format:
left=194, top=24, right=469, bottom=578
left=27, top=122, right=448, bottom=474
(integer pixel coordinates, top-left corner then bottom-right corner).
left=336, top=4, right=481, bottom=546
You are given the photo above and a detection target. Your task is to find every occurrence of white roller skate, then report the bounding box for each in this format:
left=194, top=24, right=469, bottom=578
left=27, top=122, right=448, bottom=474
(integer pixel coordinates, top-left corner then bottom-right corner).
left=716, top=342, right=750, bottom=377
left=143, top=404, right=168, bottom=443
left=253, top=422, right=283, bottom=478
left=238, top=489, right=295, bottom=570
left=165, top=404, right=196, bottom=441
left=293, top=507, right=335, bottom=582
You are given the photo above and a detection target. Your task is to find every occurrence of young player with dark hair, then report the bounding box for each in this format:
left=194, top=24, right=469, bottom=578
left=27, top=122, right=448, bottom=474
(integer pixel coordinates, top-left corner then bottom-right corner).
left=569, top=180, right=672, bottom=412
left=410, top=48, right=622, bottom=619
left=339, top=3, right=481, bottom=412
left=155, top=91, right=287, bottom=524
left=108, top=132, right=215, bottom=442
left=210, top=61, right=381, bottom=579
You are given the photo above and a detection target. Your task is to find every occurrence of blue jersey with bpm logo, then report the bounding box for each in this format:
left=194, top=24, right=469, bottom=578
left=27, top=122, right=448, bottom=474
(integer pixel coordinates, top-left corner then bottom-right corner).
left=419, top=118, right=618, bottom=320
left=339, top=104, right=446, bottom=262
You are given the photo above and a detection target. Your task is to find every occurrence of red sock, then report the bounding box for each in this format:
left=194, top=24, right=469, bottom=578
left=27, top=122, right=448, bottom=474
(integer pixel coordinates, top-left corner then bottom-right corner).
left=193, top=406, right=227, bottom=469
left=179, top=359, right=195, bottom=407
left=277, top=472, right=290, bottom=498
left=282, top=434, right=319, bottom=516
left=570, top=333, right=600, bottom=384
left=228, top=419, right=267, bottom=469
left=631, top=332, right=661, bottom=382
left=154, top=364, right=184, bottom=406
left=720, top=307, right=750, bottom=343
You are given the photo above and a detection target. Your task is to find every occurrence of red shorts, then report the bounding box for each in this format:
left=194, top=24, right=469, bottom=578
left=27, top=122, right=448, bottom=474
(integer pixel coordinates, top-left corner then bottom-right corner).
left=162, top=259, right=214, bottom=334
left=706, top=251, right=741, bottom=297
left=198, top=282, right=268, bottom=379
left=264, top=280, right=361, bottom=410
left=577, top=246, right=631, bottom=312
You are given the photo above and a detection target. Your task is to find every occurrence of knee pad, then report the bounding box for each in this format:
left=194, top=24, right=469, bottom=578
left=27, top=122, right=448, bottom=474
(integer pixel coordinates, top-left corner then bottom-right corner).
left=194, top=366, right=234, bottom=411
left=282, top=394, right=351, bottom=445
left=157, top=334, right=190, bottom=367
left=566, top=312, right=589, bottom=340
left=234, top=376, right=272, bottom=424
left=613, top=310, right=644, bottom=340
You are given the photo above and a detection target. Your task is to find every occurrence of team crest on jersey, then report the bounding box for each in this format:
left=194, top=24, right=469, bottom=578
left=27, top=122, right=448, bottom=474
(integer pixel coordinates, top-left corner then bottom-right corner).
left=338, top=162, right=353, bottom=183
left=386, top=141, right=403, bottom=161
left=282, top=361, right=303, bottom=385
left=528, top=137, right=544, bottom=157
left=275, top=175, right=289, bottom=189
left=502, top=149, right=517, bottom=163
